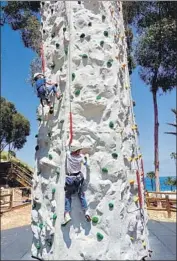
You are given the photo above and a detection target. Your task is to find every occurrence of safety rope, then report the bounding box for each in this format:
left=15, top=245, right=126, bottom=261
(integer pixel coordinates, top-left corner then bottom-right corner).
left=40, top=43, right=45, bottom=75
left=68, top=1, right=73, bottom=146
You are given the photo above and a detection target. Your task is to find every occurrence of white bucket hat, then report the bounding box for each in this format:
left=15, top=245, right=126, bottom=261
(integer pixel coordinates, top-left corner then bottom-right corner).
left=33, top=72, right=44, bottom=80
left=70, top=140, right=82, bottom=153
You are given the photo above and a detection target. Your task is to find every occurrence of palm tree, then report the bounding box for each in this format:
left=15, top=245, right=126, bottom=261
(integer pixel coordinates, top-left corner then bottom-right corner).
left=146, top=171, right=155, bottom=191
left=164, top=177, right=176, bottom=191
left=165, top=109, right=177, bottom=136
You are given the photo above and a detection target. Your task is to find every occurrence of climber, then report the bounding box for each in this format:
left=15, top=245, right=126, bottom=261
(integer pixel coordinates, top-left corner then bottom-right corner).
left=33, top=72, right=62, bottom=111
left=63, top=140, right=91, bottom=225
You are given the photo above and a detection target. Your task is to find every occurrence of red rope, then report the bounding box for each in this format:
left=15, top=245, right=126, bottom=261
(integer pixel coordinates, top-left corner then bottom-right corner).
left=136, top=170, right=143, bottom=209
left=40, top=44, right=45, bottom=74
left=141, top=158, right=145, bottom=188
left=69, top=112, right=73, bottom=145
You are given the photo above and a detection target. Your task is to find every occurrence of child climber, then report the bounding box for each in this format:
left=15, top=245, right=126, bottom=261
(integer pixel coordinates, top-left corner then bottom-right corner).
left=63, top=140, right=91, bottom=225
left=33, top=72, right=62, bottom=112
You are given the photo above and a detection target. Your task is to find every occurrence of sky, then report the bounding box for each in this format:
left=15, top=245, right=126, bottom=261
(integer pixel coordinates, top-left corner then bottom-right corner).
left=1, top=24, right=176, bottom=177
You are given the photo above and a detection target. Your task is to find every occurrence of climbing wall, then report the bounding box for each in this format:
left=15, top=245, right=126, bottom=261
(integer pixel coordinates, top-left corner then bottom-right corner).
left=31, top=1, right=150, bottom=260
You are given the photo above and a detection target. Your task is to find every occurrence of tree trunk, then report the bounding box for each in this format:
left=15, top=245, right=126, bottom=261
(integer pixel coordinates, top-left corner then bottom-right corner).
left=153, top=91, right=160, bottom=192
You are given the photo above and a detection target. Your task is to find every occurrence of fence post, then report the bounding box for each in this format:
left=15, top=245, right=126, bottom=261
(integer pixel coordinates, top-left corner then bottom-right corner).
left=165, top=195, right=171, bottom=218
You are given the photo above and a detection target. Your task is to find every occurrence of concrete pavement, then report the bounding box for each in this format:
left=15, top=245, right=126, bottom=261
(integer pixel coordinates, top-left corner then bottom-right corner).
left=1, top=220, right=176, bottom=260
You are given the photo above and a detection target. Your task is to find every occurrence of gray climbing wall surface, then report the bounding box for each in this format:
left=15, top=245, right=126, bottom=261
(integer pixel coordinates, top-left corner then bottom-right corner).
left=31, top=1, right=149, bottom=260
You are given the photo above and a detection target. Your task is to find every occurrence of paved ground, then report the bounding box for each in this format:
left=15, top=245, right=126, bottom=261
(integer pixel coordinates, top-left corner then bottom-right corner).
left=1, top=220, right=176, bottom=260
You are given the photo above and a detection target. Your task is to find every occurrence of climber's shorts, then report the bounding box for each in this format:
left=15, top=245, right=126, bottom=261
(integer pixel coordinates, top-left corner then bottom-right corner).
left=65, top=172, right=84, bottom=196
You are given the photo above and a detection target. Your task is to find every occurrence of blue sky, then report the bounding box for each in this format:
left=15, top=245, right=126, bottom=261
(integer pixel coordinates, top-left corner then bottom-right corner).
left=2, top=24, right=176, bottom=176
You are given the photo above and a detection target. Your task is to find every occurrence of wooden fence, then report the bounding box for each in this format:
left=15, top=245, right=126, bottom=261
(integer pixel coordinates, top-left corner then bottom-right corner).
left=0, top=187, right=31, bottom=214
left=145, top=191, right=177, bottom=218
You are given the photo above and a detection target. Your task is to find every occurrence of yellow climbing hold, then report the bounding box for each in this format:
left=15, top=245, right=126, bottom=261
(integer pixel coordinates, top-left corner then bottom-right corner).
left=138, top=154, right=142, bottom=159
left=142, top=241, right=146, bottom=247
left=132, top=125, right=138, bottom=130
left=128, top=157, right=133, bottom=162
left=134, top=156, right=139, bottom=161
left=125, top=85, right=129, bottom=89
left=129, top=180, right=134, bottom=185
left=133, top=196, right=139, bottom=202
left=122, top=63, right=126, bottom=69
left=130, top=237, right=134, bottom=241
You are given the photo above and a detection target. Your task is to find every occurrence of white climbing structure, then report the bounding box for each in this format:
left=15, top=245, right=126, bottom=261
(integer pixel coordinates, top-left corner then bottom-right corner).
left=31, top=1, right=150, bottom=260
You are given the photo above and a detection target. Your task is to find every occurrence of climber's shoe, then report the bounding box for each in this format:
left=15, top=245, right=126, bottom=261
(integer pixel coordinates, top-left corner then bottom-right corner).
left=85, top=214, right=91, bottom=222
left=49, top=106, right=54, bottom=114
left=61, top=212, right=71, bottom=226
left=57, top=93, right=63, bottom=101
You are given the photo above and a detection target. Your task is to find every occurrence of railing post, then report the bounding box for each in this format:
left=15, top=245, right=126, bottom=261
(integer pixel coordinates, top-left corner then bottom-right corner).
left=166, top=195, right=171, bottom=218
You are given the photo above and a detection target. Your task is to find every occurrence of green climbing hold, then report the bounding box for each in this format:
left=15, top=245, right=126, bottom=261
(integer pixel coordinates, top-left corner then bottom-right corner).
left=92, top=216, right=99, bottom=223
left=37, top=117, right=41, bottom=121
left=35, top=145, right=39, bottom=151
left=48, top=154, right=53, bottom=160
left=82, top=54, right=88, bottom=59
left=102, top=167, right=108, bottom=173
left=102, top=15, right=106, bottom=21
left=51, top=33, right=55, bottom=38
left=46, top=239, right=52, bottom=246
left=48, top=132, right=52, bottom=138
left=39, top=223, right=44, bottom=229
left=63, top=27, right=66, bottom=32
left=72, top=73, right=76, bottom=81
left=37, top=171, right=41, bottom=176
left=104, top=31, right=108, bottom=37
left=107, top=60, right=112, bottom=68
left=96, top=95, right=101, bottom=100
left=78, top=1, right=81, bottom=4
left=109, top=202, right=114, bottom=209
left=80, top=33, right=85, bottom=38
left=109, top=121, right=114, bottom=129
left=43, top=29, right=45, bottom=34
left=53, top=213, right=57, bottom=220
left=60, top=68, right=63, bottom=72
left=32, top=203, right=36, bottom=209
left=56, top=43, right=60, bottom=49
left=100, top=41, right=104, bottom=47
left=112, top=153, right=118, bottom=159
left=65, top=48, right=68, bottom=55
left=56, top=169, right=60, bottom=175
left=60, top=119, right=64, bottom=123
left=75, top=89, right=80, bottom=96
left=36, top=243, right=41, bottom=249
left=35, top=134, right=38, bottom=138
left=51, top=64, right=55, bottom=69
left=88, top=22, right=92, bottom=26
left=52, top=188, right=56, bottom=194
left=97, top=232, right=104, bottom=241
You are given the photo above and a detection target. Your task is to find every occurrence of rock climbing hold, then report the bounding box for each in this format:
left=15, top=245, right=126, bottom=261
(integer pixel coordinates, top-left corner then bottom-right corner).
left=48, top=154, right=53, bottom=160
left=122, top=63, right=126, bottom=69
left=125, top=85, right=129, bottom=89
left=112, top=153, right=118, bottom=159
left=35, top=134, right=38, bottom=138
left=46, top=239, right=52, bottom=246
left=128, top=157, right=133, bottom=162
left=131, top=125, right=138, bottom=130
left=37, top=171, right=41, bottom=175
left=75, top=90, right=80, bottom=96
left=39, top=223, right=44, bottom=229
left=51, top=64, right=55, bottom=70
left=92, top=216, right=99, bottom=223
left=109, top=202, right=114, bottom=209
left=133, top=196, right=139, bottom=202
left=35, top=145, right=39, bottom=151
left=142, top=241, right=146, bottom=248
left=48, top=132, right=52, bottom=138
left=43, top=29, right=45, bottom=34
left=138, top=154, right=142, bottom=159
left=134, top=156, right=139, bottom=161
left=102, top=167, right=108, bottom=173
left=129, top=180, right=134, bottom=185
left=56, top=170, right=60, bottom=175
left=109, top=121, right=114, bottom=129
left=36, top=243, right=41, bottom=249
left=100, top=41, right=104, bottom=47
left=88, top=22, right=92, bottom=26
left=52, top=188, right=56, bottom=194
left=107, top=60, right=113, bottom=68
left=51, top=9, right=53, bottom=14
left=104, top=31, right=108, bottom=37
left=130, top=237, right=134, bottom=241
left=63, top=27, right=66, bottom=33
left=80, top=33, right=85, bottom=38
left=96, top=95, right=101, bottom=100
left=64, top=48, right=68, bottom=55
left=53, top=213, right=57, bottom=220
left=51, top=32, right=55, bottom=38
left=37, top=117, right=42, bottom=122
left=78, top=1, right=81, bottom=3
left=133, top=101, right=136, bottom=106
left=72, top=73, right=76, bottom=81
left=60, top=119, right=64, bottom=123
left=102, top=15, right=106, bottom=21
left=82, top=54, right=88, bottom=59
left=32, top=203, right=36, bottom=209
left=60, top=68, right=62, bottom=72
left=97, top=232, right=104, bottom=241
left=56, top=43, right=60, bottom=49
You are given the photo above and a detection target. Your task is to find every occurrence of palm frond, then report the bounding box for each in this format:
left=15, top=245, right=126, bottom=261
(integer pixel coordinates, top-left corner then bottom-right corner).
left=164, top=132, right=177, bottom=135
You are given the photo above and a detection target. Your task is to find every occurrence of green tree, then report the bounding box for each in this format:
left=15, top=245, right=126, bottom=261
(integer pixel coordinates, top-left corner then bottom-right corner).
left=146, top=171, right=155, bottom=191
left=165, top=109, right=177, bottom=136
left=164, top=177, right=176, bottom=191
left=0, top=97, right=30, bottom=154
left=0, top=1, right=41, bottom=53
left=134, top=3, right=177, bottom=192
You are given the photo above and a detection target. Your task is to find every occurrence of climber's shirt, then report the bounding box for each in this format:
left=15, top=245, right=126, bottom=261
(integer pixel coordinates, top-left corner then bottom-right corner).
left=35, top=78, right=46, bottom=95
left=66, top=151, right=84, bottom=175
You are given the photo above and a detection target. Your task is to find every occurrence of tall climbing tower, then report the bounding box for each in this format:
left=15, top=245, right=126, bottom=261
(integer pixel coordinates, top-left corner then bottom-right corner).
left=31, top=1, right=150, bottom=260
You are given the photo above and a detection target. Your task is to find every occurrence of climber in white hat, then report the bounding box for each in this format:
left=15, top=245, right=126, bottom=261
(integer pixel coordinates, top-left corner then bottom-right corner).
left=33, top=72, right=62, bottom=113
left=62, top=140, right=91, bottom=225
